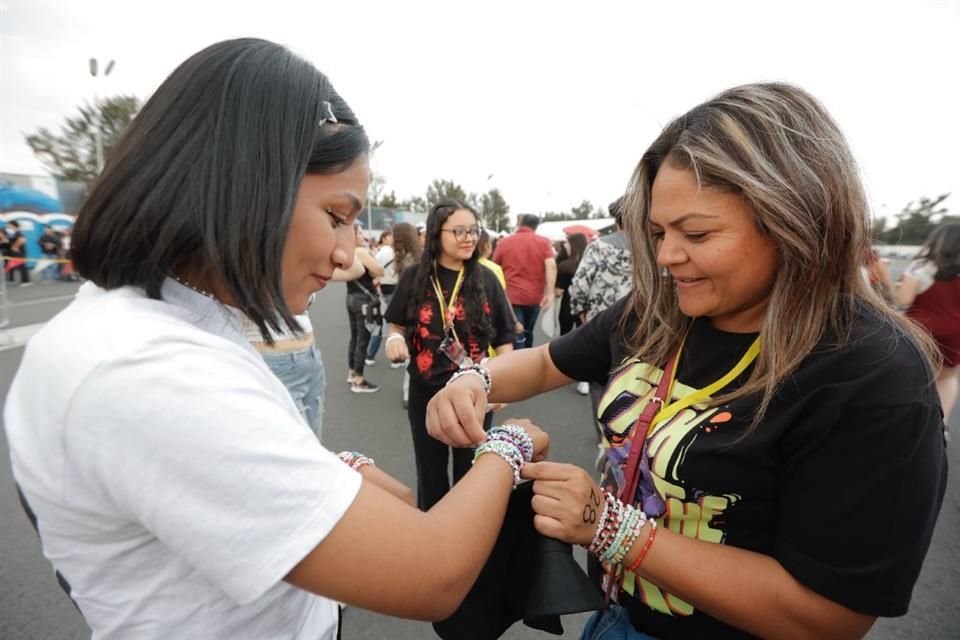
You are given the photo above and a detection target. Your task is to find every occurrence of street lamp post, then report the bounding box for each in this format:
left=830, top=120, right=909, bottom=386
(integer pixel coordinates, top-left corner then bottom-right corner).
left=367, top=140, right=384, bottom=232
left=89, top=57, right=115, bottom=173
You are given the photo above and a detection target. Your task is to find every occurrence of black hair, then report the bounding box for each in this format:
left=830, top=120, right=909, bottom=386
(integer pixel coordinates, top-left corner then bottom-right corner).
left=519, top=214, right=540, bottom=230
left=916, top=222, right=960, bottom=280
left=405, top=199, right=494, bottom=342
left=567, top=232, right=588, bottom=263
left=71, top=38, right=370, bottom=341
left=609, top=196, right=625, bottom=227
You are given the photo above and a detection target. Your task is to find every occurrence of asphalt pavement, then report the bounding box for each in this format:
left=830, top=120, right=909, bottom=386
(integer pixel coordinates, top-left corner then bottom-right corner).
left=0, top=281, right=956, bottom=639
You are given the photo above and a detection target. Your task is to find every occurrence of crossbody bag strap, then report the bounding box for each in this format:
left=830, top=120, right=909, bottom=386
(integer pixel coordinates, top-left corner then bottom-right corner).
left=619, top=350, right=679, bottom=506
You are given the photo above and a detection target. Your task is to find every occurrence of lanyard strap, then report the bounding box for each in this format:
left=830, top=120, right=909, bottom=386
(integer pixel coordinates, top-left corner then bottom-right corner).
left=620, top=334, right=761, bottom=505
left=646, top=335, right=761, bottom=439
left=431, top=264, right=465, bottom=330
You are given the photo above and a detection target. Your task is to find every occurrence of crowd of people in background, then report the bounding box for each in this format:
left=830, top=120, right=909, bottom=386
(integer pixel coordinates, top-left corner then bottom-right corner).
left=0, top=221, right=75, bottom=286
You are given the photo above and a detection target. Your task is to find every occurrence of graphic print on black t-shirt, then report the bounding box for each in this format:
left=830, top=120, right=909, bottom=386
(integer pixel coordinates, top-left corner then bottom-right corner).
left=412, top=288, right=490, bottom=380
left=595, top=356, right=741, bottom=618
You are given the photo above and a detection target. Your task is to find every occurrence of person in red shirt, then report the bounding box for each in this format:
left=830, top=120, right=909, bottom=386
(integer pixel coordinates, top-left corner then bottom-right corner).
left=493, top=214, right=556, bottom=348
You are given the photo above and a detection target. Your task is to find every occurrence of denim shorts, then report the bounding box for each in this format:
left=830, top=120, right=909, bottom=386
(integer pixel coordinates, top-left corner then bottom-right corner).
left=260, top=344, right=326, bottom=440
left=581, top=604, right=656, bottom=640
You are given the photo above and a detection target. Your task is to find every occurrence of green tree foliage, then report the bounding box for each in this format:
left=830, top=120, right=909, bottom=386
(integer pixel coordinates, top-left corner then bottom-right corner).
left=425, top=179, right=470, bottom=210
left=480, top=188, right=510, bottom=231
left=876, top=193, right=953, bottom=245
left=570, top=199, right=594, bottom=219
left=542, top=211, right=577, bottom=221
left=376, top=190, right=400, bottom=208
left=25, top=95, right=140, bottom=182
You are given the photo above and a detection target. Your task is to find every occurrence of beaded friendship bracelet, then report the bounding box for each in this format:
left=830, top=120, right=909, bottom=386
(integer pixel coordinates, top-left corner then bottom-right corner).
left=586, top=491, right=653, bottom=568
left=626, top=521, right=658, bottom=573
left=446, top=363, right=492, bottom=395
left=472, top=424, right=535, bottom=488
left=337, top=451, right=375, bottom=471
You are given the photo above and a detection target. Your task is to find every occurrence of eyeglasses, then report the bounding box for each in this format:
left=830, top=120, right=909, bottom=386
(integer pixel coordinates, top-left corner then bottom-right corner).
left=441, top=227, right=481, bottom=242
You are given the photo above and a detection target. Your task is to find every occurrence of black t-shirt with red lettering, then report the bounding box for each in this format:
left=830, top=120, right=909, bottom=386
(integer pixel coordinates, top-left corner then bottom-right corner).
left=548, top=298, right=947, bottom=639
left=386, top=263, right=515, bottom=389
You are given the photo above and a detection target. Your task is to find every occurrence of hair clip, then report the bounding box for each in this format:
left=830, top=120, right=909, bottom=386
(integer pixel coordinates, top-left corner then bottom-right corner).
left=320, top=100, right=338, bottom=125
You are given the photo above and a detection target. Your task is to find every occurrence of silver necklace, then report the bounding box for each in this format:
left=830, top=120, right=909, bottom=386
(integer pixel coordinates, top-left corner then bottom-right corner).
left=173, top=276, right=218, bottom=301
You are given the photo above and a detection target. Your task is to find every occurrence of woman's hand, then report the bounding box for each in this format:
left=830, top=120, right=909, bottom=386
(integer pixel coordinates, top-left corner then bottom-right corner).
left=521, top=461, right=602, bottom=546
left=426, top=374, right=489, bottom=447
left=385, top=335, right=409, bottom=363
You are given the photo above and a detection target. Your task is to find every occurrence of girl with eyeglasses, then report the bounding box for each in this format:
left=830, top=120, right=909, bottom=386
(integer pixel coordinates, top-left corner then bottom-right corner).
left=384, top=199, right=517, bottom=509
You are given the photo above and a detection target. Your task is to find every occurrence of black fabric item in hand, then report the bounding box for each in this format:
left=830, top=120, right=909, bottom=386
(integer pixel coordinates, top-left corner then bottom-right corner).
left=433, top=481, right=605, bottom=639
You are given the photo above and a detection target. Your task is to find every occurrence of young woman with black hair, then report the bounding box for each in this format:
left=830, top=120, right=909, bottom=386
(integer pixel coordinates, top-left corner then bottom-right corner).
left=384, top=200, right=517, bottom=509
left=4, top=39, right=547, bottom=639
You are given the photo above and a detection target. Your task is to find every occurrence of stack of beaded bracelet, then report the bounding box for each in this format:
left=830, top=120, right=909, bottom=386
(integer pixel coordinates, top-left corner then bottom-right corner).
left=472, top=424, right=534, bottom=487
left=337, top=451, right=375, bottom=471
left=445, top=362, right=492, bottom=395
left=587, top=491, right=651, bottom=566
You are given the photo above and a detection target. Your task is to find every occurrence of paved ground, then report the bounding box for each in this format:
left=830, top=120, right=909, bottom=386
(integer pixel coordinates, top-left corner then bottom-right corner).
left=0, top=281, right=956, bottom=639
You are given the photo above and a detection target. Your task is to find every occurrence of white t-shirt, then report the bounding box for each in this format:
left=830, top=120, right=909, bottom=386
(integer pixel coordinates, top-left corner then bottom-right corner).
left=4, top=279, right=361, bottom=639
left=375, top=245, right=398, bottom=285
left=904, top=259, right=937, bottom=295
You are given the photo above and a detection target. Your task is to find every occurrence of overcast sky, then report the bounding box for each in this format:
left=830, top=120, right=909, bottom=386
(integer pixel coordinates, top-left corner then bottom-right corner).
left=1, top=0, right=958, bottom=218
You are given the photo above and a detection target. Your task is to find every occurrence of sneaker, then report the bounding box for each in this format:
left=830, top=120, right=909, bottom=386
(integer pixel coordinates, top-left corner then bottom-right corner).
left=390, top=360, right=406, bottom=369
left=347, top=371, right=357, bottom=383
left=364, top=358, right=376, bottom=366
left=351, top=380, right=380, bottom=394
left=576, top=381, right=589, bottom=396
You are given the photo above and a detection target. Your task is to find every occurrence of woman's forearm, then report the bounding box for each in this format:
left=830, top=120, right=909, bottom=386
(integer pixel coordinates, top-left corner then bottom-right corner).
left=486, top=345, right=572, bottom=403
left=632, top=528, right=875, bottom=639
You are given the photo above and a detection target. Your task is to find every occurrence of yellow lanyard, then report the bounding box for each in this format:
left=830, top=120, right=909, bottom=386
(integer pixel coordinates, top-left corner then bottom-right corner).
left=431, top=264, right=465, bottom=331
left=647, top=334, right=762, bottom=438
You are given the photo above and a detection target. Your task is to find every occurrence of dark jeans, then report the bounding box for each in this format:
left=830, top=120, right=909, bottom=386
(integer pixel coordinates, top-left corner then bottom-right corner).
left=512, top=304, right=540, bottom=349
left=365, top=291, right=394, bottom=359
left=408, top=378, right=493, bottom=510
left=559, top=289, right=581, bottom=335
left=346, top=292, right=371, bottom=376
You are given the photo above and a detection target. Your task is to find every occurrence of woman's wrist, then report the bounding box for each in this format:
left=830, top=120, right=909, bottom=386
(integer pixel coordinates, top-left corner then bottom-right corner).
left=337, top=451, right=375, bottom=471
left=472, top=424, right=534, bottom=488
left=446, top=362, right=492, bottom=395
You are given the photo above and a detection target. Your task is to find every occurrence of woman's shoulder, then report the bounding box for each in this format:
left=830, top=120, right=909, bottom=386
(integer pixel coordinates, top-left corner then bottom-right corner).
left=800, top=304, right=936, bottom=406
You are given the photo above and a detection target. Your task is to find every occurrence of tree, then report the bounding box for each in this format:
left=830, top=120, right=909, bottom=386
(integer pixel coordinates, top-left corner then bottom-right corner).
left=876, top=193, right=952, bottom=245
left=377, top=190, right=400, bottom=208
left=480, top=188, right=510, bottom=231
left=570, top=199, right=594, bottom=220
left=425, top=179, right=469, bottom=211
left=368, top=169, right=387, bottom=207
left=25, top=95, right=140, bottom=182
left=542, top=211, right=576, bottom=222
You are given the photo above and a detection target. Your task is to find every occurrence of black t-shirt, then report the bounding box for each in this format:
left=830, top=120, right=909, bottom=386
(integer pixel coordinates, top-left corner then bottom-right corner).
left=7, top=231, right=25, bottom=257
left=549, top=298, right=947, bottom=640
left=346, top=268, right=376, bottom=296
left=385, top=263, right=516, bottom=388
left=39, top=231, right=59, bottom=254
